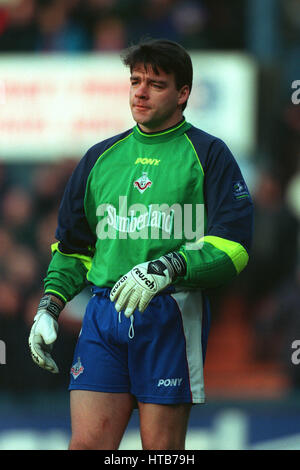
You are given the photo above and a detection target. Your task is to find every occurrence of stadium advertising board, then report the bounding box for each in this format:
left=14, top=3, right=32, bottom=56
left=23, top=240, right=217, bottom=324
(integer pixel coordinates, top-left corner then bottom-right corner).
left=0, top=53, right=256, bottom=161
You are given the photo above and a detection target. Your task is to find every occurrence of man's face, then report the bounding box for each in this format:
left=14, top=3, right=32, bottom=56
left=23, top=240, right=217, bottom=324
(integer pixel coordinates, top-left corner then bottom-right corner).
left=129, top=63, right=189, bottom=132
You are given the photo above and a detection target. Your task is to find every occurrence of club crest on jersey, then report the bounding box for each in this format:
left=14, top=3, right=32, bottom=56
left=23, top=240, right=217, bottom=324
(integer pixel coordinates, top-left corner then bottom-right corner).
left=133, top=172, right=152, bottom=193
left=70, top=357, right=84, bottom=379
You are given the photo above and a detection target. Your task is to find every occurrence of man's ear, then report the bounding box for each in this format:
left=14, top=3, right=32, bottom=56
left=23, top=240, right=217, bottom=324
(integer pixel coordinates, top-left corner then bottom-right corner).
left=178, top=85, right=190, bottom=107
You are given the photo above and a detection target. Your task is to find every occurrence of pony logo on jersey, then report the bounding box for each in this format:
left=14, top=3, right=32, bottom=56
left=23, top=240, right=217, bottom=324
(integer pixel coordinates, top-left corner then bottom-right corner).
left=133, top=172, right=152, bottom=193
left=70, top=357, right=84, bottom=379
left=135, top=157, right=160, bottom=166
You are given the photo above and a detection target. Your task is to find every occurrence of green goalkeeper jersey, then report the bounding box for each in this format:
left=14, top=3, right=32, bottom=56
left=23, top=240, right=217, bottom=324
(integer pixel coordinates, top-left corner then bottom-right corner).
left=44, top=119, right=253, bottom=304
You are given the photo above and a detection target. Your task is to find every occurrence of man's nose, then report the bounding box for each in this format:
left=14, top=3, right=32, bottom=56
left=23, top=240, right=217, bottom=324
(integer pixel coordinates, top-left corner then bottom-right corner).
left=135, top=82, right=148, bottom=99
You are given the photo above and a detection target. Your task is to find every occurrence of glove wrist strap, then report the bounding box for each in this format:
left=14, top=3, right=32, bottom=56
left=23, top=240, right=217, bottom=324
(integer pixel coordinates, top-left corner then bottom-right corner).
left=38, top=295, right=63, bottom=321
left=161, top=252, right=187, bottom=279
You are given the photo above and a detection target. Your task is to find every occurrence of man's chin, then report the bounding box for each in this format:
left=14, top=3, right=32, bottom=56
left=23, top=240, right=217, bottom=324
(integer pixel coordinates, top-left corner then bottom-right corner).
left=133, top=116, right=154, bottom=130
left=132, top=112, right=151, bottom=124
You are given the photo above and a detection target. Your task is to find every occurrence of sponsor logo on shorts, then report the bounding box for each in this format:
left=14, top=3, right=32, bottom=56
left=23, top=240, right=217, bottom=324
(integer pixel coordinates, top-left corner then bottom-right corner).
left=157, top=378, right=183, bottom=387
left=70, top=357, right=84, bottom=379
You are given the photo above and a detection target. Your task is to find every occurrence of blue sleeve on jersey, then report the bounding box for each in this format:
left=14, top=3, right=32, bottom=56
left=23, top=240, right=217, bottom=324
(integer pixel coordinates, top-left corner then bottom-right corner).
left=186, top=127, right=254, bottom=253
left=55, top=129, right=133, bottom=255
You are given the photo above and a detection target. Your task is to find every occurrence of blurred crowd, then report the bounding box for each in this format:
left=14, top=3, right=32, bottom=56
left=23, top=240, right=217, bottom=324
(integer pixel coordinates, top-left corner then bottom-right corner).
left=0, top=0, right=246, bottom=53
left=0, top=0, right=299, bottom=395
left=0, top=159, right=83, bottom=392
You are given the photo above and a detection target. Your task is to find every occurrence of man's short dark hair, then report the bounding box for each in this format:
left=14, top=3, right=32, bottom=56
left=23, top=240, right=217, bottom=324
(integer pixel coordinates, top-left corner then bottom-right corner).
left=121, top=39, right=193, bottom=111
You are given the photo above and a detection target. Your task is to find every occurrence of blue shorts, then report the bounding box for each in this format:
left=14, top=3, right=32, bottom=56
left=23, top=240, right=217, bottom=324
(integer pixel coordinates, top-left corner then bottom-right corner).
left=69, top=287, right=210, bottom=404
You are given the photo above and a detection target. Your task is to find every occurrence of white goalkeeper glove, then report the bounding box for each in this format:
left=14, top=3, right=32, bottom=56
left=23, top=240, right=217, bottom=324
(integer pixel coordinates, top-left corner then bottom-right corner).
left=110, top=252, right=186, bottom=318
left=28, top=295, right=63, bottom=374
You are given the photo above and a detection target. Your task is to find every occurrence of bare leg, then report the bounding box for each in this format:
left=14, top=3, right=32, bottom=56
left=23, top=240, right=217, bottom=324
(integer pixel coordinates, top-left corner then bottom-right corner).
left=69, top=390, right=135, bottom=450
left=138, top=402, right=192, bottom=450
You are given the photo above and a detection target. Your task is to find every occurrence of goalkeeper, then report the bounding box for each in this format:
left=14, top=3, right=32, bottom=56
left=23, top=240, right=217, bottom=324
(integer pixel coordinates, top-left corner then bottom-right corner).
left=28, top=38, right=253, bottom=450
